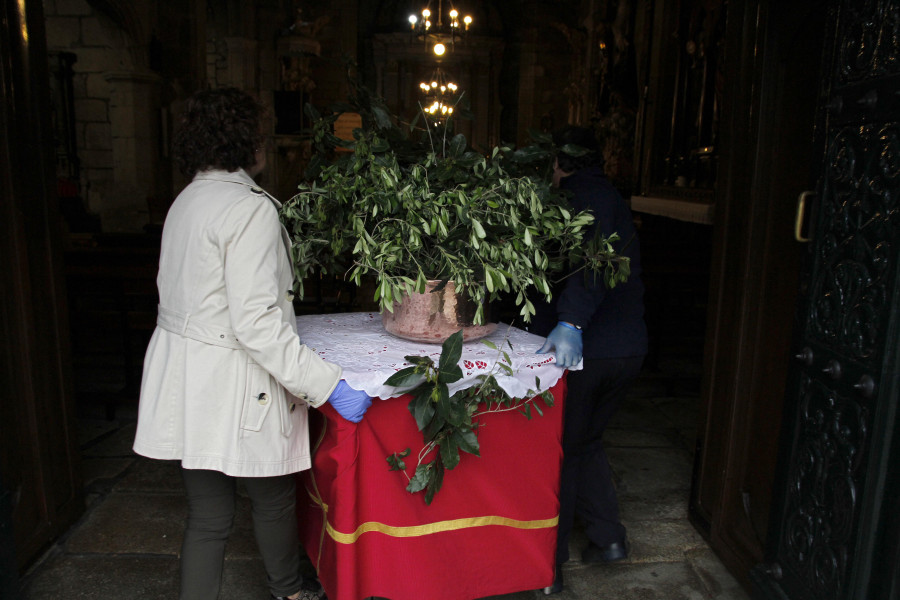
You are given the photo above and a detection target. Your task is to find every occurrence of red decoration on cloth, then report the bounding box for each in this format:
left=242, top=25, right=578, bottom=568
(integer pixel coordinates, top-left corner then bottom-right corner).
left=297, top=377, right=567, bottom=600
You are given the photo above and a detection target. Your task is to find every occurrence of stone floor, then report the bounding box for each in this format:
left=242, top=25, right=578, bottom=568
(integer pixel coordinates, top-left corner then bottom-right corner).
left=18, top=358, right=751, bottom=600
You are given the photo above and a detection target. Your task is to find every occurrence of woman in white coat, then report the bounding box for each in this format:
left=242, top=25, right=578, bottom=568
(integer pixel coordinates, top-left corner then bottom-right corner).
left=133, top=87, right=371, bottom=600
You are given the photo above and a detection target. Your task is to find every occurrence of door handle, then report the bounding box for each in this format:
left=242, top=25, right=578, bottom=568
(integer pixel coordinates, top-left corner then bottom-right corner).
left=795, top=191, right=814, bottom=242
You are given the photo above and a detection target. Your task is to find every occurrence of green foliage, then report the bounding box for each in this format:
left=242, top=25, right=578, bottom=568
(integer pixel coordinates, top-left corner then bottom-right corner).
left=383, top=329, right=557, bottom=504
left=279, top=81, right=631, bottom=323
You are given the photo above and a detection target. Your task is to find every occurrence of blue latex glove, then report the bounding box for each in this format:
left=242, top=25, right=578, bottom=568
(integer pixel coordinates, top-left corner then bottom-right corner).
left=536, top=322, right=583, bottom=368
left=326, top=380, right=372, bottom=423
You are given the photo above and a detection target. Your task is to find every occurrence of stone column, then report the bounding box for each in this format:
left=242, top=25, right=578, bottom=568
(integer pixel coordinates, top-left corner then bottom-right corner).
left=104, top=71, right=162, bottom=232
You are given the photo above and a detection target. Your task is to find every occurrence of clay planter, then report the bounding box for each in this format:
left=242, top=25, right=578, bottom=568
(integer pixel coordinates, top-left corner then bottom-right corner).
left=382, top=280, right=497, bottom=344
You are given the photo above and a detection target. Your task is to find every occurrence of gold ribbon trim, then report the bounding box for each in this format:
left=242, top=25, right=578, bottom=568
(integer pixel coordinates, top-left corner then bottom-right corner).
left=305, top=413, right=330, bottom=571
left=304, top=409, right=558, bottom=556
left=323, top=514, right=559, bottom=545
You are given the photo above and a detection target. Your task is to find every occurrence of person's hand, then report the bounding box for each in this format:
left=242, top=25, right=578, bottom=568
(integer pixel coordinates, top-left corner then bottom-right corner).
left=326, top=380, right=372, bottom=423
left=536, top=322, right=583, bottom=368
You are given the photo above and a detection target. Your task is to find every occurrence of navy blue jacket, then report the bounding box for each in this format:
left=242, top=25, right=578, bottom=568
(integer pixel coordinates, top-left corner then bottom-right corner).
left=530, top=167, right=648, bottom=359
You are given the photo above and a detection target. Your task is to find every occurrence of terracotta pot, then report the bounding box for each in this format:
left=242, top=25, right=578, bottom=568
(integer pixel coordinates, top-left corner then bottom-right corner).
left=381, top=280, right=497, bottom=343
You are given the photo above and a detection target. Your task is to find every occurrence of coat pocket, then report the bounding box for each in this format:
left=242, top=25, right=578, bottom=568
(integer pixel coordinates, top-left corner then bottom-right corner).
left=240, top=363, right=274, bottom=432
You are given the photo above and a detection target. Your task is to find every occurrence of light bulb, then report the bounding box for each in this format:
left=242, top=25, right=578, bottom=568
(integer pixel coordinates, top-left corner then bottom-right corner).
left=409, top=14, right=417, bottom=26
left=450, top=9, right=458, bottom=18
left=433, top=42, right=446, bottom=56
left=422, top=8, right=430, bottom=18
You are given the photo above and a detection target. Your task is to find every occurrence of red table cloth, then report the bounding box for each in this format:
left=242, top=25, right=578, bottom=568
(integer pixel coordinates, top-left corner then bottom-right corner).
left=296, top=378, right=566, bottom=600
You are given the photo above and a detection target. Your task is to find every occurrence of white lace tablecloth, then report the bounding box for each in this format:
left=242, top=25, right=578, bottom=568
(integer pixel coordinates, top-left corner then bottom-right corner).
left=296, top=312, right=579, bottom=400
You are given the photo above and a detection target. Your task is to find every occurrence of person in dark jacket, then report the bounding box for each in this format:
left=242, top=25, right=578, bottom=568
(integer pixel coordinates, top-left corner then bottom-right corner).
left=533, top=125, right=648, bottom=595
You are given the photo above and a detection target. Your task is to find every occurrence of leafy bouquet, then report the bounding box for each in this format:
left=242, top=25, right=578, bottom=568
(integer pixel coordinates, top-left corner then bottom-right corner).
left=279, top=80, right=630, bottom=324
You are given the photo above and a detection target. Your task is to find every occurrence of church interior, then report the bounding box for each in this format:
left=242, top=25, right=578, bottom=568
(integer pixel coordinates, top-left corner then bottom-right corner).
left=45, top=0, right=718, bottom=424
left=7, top=1, right=899, bottom=599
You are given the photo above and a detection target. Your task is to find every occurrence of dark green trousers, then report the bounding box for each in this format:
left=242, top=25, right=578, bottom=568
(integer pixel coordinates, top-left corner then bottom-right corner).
left=180, top=468, right=303, bottom=600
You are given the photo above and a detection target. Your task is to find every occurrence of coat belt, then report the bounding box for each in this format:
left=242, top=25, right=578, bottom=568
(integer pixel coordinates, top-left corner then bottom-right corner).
left=156, top=305, right=242, bottom=350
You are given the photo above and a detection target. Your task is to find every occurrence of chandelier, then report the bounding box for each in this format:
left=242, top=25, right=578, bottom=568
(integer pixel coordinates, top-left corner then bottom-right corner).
left=408, top=0, right=473, bottom=56
left=418, top=67, right=460, bottom=124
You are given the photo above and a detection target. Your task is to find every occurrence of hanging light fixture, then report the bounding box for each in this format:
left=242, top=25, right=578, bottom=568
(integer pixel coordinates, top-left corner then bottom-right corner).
left=408, top=0, right=473, bottom=56
left=418, top=67, right=460, bottom=124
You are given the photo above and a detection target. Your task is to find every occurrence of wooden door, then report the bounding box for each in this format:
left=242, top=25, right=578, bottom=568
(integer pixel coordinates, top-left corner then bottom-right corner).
left=751, top=1, right=900, bottom=599
left=688, top=0, right=826, bottom=584
left=0, top=0, right=84, bottom=574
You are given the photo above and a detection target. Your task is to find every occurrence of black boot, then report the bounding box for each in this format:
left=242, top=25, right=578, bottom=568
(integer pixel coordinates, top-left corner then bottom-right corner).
left=582, top=540, right=628, bottom=564
left=542, top=564, right=564, bottom=595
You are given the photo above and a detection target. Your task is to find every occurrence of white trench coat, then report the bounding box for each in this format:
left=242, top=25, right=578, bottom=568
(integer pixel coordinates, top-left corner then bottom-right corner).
left=133, top=168, right=341, bottom=477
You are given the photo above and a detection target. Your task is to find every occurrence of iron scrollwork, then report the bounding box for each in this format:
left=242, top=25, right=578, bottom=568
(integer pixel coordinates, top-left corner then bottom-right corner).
left=808, top=124, right=898, bottom=361
left=838, top=0, right=900, bottom=84
left=772, top=2, right=898, bottom=598
left=779, top=375, right=870, bottom=599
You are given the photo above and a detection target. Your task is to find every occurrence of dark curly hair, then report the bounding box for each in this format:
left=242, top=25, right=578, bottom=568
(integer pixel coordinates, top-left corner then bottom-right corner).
left=553, top=125, right=605, bottom=174
left=172, top=87, right=265, bottom=178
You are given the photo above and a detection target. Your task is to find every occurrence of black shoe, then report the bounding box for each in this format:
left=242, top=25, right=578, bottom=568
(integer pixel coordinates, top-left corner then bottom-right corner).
left=270, top=592, right=325, bottom=600
left=542, top=564, right=564, bottom=595
left=582, top=540, right=628, bottom=564
left=272, top=578, right=327, bottom=600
